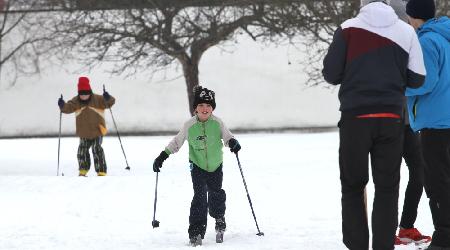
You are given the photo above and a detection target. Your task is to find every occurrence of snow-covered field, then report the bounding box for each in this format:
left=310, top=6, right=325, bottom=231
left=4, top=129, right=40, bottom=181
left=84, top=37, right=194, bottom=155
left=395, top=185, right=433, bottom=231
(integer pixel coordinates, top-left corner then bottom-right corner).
left=0, top=133, right=433, bottom=249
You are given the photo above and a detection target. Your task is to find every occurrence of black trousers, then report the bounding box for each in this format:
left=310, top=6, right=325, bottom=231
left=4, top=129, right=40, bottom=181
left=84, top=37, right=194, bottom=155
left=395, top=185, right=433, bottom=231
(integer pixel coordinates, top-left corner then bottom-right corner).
left=400, top=125, right=426, bottom=229
left=188, top=164, right=226, bottom=238
left=77, top=137, right=107, bottom=173
left=421, top=129, right=450, bottom=247
left=339, top=115, right=403, bottom=250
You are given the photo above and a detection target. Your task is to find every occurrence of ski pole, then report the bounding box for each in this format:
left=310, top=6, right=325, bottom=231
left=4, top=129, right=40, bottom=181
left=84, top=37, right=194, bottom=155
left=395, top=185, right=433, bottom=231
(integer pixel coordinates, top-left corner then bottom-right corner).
left=103, top=85, right=131, bottom=170
left=57, top=94, right=63, bottom=176
left=235, top=152, right=264, bottom=236
left=152, top=172, right=160, bottom=228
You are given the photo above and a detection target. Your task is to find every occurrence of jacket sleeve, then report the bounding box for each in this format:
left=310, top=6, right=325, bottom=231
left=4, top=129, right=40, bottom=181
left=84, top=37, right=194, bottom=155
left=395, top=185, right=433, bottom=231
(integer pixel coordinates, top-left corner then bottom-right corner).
left=322, top=27, right=348, bottom=85
left=218, top=119, right=234, bottom=147
left=95, top=95, right=115, bottom=109
left=406, top=35, right=439, bottom=96
left=61, top=97, right=80, bottom=114
left=165, top=122, right=188, bottom=155
left=405, top=32, right=426, bottom=89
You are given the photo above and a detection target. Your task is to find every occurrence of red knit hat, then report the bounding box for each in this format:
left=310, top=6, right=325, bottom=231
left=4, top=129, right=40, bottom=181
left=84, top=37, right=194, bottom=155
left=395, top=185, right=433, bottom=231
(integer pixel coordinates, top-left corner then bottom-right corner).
left=78, top=76, right=92, bottom=94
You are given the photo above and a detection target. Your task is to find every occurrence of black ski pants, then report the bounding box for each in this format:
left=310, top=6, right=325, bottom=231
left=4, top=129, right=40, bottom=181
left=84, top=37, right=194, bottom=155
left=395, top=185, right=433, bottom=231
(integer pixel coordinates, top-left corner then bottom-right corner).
left=77, top=137, right=107, bottom=173
left=339, top=114, right=403, bottom=250
left=421, top=129, right=450, bottom=247
left=188, top=164, right=226, bottom=238
left=399, top=125, right=426, bottom=229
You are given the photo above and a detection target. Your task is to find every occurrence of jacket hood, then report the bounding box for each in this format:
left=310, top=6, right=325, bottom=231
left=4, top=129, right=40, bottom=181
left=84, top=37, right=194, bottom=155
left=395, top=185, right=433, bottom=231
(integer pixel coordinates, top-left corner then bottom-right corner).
left=358, top=2, right=398, bottom=28
left=418, top=16, right=450, bottom=42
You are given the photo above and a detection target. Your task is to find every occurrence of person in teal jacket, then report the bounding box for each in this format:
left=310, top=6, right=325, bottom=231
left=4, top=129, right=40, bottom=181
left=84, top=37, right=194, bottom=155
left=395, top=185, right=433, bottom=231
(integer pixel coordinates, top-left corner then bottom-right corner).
left=153, top=86, right=241, bottom=246
left=406, top=15, right=450, bottom=131
left=405, top=0, right=450, bottom=248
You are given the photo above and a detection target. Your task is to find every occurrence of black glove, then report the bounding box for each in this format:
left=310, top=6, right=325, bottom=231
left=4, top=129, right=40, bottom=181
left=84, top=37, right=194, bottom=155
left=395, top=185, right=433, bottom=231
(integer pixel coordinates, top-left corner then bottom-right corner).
left=58, top=97, right=65, bottom=109
left=153, top=151, right=169, bottom=172
left=103, top=91, right=111, bottom=101
left=228, top=138, right=241, bottom=153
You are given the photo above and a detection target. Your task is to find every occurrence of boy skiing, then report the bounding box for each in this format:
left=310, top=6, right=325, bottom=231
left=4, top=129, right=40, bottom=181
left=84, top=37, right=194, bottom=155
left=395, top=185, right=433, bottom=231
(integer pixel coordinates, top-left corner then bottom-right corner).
left=58, top=76, right=115, bottom=176
left=152, top=86, right=241, bottom=246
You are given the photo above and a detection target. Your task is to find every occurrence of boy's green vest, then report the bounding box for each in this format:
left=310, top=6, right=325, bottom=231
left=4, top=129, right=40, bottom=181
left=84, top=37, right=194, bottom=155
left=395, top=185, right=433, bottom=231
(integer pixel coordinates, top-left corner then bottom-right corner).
left=165, top=115, right=233, bottom=172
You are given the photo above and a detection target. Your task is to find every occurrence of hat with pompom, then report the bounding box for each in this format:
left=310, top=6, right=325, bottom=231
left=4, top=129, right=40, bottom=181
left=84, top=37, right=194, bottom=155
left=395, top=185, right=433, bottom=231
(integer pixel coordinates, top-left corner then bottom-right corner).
left=193, top=85, right=216, bottom=110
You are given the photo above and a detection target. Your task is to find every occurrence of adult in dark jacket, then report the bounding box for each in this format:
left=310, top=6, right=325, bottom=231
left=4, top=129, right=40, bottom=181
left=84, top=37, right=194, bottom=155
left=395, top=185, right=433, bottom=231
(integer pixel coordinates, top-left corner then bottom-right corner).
left=58, top=76, right=115, bottom=176
left=322, top=0, right=425, bottom=249
left=405, top=0, right=450, bottom=248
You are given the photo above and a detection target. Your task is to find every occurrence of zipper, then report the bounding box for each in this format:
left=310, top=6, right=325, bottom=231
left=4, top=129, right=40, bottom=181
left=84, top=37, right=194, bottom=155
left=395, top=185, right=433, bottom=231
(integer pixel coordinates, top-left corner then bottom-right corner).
left=202, top=122, right=209, bottom=171
left=413, top=97, right=419, bottom=122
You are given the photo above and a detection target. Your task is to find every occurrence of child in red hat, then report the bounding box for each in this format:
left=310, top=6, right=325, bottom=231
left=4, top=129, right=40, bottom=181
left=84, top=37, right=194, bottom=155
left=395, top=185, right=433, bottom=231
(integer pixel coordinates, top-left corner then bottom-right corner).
left=58, top=76, right=115, bottom=176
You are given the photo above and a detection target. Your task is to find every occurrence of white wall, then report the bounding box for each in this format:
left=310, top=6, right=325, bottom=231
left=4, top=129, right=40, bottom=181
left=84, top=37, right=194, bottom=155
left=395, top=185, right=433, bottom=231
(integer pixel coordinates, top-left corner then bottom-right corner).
left=0, top=36, right=340, bottom=137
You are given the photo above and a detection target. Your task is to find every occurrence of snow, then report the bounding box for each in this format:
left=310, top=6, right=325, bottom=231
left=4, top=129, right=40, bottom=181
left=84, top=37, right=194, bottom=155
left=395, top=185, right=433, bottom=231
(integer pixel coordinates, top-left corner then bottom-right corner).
left=0, top=132, right=434, bottom=249
left=0, top=35, right=340, bottom=138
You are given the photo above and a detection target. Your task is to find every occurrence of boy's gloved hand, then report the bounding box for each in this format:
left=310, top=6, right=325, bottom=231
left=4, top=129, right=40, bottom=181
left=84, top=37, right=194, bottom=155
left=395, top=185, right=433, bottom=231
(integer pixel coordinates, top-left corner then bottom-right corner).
left=103, top=91, right=111, bottom=101
left=58, top=97, right=65, bottom=109
left=153, top=151, right=169, bottom=172
left=228, top=138, right=241, bottom=153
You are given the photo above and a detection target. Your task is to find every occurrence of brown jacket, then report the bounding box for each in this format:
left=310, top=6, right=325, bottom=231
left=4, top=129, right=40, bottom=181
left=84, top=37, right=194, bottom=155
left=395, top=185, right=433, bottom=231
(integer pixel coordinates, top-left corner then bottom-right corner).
left=61, top=94, right=115, bottom=139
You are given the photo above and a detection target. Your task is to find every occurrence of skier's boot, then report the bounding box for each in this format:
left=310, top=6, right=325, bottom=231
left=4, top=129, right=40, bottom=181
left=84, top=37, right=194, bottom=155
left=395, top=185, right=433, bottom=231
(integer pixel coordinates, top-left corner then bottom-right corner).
left=215, top=217, right=226, bottom=243
left=189, top=234, right=202, bottom=247
left=188, top=224, right=205, bottom=247
left=397, top=228, right=431, bottom=245
left=97, top=172, right=107, bottom=176
left=79, top=169, right=88, bottom=177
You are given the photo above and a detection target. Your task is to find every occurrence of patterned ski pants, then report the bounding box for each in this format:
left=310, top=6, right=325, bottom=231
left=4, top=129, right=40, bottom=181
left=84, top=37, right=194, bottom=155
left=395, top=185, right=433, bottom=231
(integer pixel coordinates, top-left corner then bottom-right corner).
left=77, top=137, right=107, bottom=173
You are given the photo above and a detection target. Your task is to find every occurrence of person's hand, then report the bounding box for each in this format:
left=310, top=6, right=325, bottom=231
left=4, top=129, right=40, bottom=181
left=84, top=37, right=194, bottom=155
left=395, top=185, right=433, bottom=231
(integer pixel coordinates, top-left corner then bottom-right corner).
left=153, top=151, right=169, bottom=172
left=58, top=97, right=65, bottom=109
left=228, top=138, right=241, bottom=153
left=103, top=91, right=111, bottom=101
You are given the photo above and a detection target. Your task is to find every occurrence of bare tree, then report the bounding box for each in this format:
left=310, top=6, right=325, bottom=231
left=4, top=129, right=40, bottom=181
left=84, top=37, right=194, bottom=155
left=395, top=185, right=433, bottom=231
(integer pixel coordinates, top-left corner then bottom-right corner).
left=49, top=0, right=319, bottom=114
left=273, top=0, right=359, bottom=87
left=295, top=0, right=450, bottom=86
left=437, top=0, right=450, bottom=16
left=42, top=0, right=450, bottom=113
left=0, top=0, right=55, bottom=88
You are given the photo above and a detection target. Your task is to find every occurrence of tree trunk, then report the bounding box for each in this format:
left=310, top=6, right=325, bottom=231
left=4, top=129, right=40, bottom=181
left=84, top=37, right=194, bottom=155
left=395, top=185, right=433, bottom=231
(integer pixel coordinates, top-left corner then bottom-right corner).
left=181, top=59, right=199, bottom=116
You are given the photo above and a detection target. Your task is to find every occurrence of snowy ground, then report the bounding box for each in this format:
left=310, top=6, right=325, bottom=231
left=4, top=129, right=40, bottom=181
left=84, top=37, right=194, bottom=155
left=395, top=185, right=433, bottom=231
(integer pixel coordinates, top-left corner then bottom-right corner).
left=0, top=132, right=434, bottom=249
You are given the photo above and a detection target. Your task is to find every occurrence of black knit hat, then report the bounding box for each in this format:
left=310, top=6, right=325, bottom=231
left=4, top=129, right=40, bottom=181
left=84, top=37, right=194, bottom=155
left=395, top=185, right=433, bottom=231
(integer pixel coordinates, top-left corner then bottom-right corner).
left=406, top=0, right=435, bottom=20
left=193, top=86, right=216, bottom=110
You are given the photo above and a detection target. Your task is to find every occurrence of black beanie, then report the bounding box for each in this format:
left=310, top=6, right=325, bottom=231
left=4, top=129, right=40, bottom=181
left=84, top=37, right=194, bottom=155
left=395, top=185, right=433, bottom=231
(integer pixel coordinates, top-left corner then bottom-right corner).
left=193, top=86, right=216, bottom=110
left=406, top=0, right=435, bottom=20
